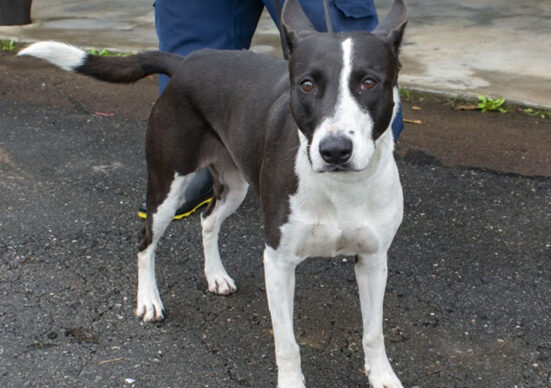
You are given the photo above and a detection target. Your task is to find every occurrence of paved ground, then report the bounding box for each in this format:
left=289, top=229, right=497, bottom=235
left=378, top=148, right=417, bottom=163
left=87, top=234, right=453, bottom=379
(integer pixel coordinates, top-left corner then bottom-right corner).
left=1, top=1, right=551, bottom=386
left=0, top=0, right=550, bottom=108
left=1, top=49, right=551, bottom=387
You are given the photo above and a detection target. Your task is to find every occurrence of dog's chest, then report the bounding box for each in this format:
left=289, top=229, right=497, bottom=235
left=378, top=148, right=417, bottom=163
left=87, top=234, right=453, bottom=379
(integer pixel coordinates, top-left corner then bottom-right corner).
left=286, top=206, right=379, bottom=258
left=278, top=170, right=399, bottom=259
left=272, top=137, right=403, bottom=259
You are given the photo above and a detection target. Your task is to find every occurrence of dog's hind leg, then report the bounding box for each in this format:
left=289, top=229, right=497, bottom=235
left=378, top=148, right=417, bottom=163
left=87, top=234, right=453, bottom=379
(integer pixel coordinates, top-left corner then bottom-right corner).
left=201, top=156, right=249, bottom=295
left=136, top=173, right=191, bottom=322
left=135, top=88, right=222, bottom=321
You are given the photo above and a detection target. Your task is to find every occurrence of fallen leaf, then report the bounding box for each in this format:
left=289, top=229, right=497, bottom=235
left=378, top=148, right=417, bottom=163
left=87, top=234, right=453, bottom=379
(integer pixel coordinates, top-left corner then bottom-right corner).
left=454, top=104, right=478, bottom=111
left=99, top=357, right=123, bottom=365
left=94, top=112, right=115, bottom=117
left=412, top=105, right=422, bottom=111
left=404, top=118, right=423, bottom=125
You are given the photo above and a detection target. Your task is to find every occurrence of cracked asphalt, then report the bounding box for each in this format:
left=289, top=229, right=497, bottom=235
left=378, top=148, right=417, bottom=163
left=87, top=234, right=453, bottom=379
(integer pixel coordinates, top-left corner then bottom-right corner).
left=1, top=58, right=551, bottom=387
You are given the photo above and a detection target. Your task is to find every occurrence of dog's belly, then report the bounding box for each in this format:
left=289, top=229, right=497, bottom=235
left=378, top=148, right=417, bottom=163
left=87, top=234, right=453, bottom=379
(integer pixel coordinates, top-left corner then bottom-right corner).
left=285, top=219, right=380, bottom=258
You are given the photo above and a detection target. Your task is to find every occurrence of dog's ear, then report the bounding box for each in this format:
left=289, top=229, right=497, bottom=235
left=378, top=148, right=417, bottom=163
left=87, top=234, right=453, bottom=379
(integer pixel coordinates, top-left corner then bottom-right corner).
left=281, top=0, right=317, bottom=55
left=373, top=0, right=408, bottom=55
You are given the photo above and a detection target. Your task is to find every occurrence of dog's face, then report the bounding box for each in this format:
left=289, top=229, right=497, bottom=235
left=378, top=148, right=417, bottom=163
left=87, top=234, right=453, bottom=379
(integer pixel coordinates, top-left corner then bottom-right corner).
left=282, top=0, right=407, bottom=173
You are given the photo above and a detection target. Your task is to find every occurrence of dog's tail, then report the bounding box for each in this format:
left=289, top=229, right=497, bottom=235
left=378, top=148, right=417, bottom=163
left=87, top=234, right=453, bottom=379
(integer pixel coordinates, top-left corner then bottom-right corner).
left=18, top=41, right=182, bottom=83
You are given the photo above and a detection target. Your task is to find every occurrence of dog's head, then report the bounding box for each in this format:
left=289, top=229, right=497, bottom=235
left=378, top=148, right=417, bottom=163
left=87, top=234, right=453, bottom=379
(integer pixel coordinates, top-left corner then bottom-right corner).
left=281, top=0, right=407, bottom=173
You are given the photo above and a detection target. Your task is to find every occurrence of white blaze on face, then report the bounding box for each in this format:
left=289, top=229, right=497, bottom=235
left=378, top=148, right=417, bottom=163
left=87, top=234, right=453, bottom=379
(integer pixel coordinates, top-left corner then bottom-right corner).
left=309, top=38, right=375, bottom=172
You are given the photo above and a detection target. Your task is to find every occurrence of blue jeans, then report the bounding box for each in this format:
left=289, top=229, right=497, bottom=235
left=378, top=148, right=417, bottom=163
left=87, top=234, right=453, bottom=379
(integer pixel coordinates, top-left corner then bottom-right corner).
left=154, top=0, right=404, bottom=140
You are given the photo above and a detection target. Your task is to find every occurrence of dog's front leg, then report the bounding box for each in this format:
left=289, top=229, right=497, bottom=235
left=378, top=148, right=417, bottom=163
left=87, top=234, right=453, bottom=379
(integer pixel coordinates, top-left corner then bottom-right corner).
left=263, top=246, right=305, bottom=388
left=355, top=253, right=403, bottom=388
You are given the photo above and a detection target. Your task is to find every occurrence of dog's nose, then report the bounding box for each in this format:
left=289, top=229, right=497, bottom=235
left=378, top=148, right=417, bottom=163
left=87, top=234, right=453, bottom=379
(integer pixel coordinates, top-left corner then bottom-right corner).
left=319, top=135, right=353, bottom=165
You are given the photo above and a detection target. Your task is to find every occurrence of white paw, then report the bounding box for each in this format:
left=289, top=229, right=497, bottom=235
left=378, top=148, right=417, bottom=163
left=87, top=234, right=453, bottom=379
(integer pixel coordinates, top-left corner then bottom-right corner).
left=364, top=361, right=403, bottom=388
left=278, top=372, right=305, bottom=388
left=135, top=287, right=165, bottom=322
left=206, top=271, right=237, bottom=295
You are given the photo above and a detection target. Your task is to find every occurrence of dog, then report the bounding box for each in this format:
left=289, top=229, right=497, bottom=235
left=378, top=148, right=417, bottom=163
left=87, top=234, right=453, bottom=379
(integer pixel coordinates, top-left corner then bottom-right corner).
left=19, top=0, right=407, bottom=386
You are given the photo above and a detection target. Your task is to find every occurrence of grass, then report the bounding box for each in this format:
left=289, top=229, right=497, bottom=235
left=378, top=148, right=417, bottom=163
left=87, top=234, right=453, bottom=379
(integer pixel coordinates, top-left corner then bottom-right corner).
left=1, top=40, right=15, bottom=51
left=399, top=86, right=412, bottom=101
left=477, top=95, right=508, bottom=113
left=88, top=47, right=135, bottom=57
left=522, top=108, right=551, bottom=120
left=399, top=87, right=425, bottom=103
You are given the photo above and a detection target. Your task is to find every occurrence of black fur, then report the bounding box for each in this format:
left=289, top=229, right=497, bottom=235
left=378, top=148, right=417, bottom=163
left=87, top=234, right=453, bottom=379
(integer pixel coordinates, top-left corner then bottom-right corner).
left=76, top=51, right=182, bottom=83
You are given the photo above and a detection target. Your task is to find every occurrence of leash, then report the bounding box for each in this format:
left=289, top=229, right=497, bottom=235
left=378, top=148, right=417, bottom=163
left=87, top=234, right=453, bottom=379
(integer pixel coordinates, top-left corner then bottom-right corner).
left=322, top=0, right=334, bottom=33
left=274, top=0, right=334, bottom=60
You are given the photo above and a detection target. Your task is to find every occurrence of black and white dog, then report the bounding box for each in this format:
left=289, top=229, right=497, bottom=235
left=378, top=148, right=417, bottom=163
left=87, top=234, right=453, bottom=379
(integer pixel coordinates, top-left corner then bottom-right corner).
left=20, top=0, right=407, bottom=386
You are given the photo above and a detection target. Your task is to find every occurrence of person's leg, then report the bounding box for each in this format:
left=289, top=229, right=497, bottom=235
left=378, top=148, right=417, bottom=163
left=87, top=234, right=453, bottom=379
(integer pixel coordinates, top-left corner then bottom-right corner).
left=155, top=0, right=265, bottom=93
left=390, top=103, right=404, bottom=140
left=139, top=0, right=264, bottom=220
left=264, top=0, right=404, bottom=140
left=265, top=0, right=378, bottom=32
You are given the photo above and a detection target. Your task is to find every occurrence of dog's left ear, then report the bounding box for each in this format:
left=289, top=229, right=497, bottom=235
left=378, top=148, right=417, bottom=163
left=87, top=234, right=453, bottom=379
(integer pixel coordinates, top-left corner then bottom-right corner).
left=281, top=0, right=317, bottom=55
left=373, top=0, right=408, bottom=55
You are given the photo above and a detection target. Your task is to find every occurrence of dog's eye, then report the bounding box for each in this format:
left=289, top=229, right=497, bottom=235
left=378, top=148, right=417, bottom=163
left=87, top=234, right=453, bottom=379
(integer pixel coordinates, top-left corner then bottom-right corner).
left=361, top=77, right=377, bottom=90
left=300, top=80, right=314, bottom=93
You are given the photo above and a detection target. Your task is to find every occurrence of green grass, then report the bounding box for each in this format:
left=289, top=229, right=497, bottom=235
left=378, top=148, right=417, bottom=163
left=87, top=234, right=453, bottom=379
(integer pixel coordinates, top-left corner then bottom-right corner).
left=522, top=108, right=551, bottom=120
left=1, top=40, right=15, bottom=51
left=477, top=95, right=508, bottom=113
left=399, top=87, right=413, bottom=102
left=88, top=47, right=135, bottom=57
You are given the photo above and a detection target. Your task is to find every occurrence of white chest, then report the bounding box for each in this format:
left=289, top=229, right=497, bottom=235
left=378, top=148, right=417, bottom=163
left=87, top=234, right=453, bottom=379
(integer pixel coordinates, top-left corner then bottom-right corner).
left=277, top=143, right=403, bottom=259
left=285, top=214, right=380, bottom=258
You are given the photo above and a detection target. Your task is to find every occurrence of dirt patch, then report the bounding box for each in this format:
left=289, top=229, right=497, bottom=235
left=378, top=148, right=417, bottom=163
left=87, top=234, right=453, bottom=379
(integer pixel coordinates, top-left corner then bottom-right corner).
left=397, top=92, right=551, bottom=177
left=2, top=50, right=550, bottom=176
left=1, top=51, right=157, bottom=122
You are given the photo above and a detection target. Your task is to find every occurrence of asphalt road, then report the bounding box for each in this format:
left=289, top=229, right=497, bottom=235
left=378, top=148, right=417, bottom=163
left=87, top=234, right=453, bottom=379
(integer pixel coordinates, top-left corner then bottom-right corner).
left=1, top=84, right=551, bottom=386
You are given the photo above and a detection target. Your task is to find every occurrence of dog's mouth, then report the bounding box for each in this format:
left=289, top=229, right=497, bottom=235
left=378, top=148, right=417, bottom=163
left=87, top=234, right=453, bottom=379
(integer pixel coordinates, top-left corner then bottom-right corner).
left=317, top=162, right=357, bottom=173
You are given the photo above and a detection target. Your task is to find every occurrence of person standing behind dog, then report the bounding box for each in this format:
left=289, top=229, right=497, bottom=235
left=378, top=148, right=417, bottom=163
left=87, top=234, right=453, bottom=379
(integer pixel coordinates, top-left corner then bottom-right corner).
left=140, top=0, right=404, bottom=219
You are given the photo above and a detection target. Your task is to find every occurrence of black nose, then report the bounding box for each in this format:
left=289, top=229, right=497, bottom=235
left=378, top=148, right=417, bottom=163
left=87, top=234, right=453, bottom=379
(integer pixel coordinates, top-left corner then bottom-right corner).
left=319, top=135, right=353, bottom=164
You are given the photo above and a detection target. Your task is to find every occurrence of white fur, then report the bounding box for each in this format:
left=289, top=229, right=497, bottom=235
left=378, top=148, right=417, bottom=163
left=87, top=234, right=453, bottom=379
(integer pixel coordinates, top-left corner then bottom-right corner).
left=137, top=164, right=249, bottom=321
left=264, top=246, right=305, bottom=388
left=309, top=38, right=375, bottom=173
left=201, top=167, right=248, bottom=295
left=265, top=38, right=404, bottom=387
left=18, top=41, right=86, bottom=72
left=356, top=252, right=403, bottom=388
left=136, top=244, right=164, bottom=322
left=136, top=174, right=190, bottom=321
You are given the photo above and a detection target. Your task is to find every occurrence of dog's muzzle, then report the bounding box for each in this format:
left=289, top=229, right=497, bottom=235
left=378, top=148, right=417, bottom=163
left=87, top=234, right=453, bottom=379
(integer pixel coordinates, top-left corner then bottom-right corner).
left=319, top=135, right=353, bottom=169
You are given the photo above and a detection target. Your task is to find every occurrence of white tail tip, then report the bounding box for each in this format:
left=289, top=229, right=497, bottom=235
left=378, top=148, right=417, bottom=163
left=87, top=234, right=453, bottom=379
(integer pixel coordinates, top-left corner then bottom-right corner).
left=18, top=41, right=86, bottom=72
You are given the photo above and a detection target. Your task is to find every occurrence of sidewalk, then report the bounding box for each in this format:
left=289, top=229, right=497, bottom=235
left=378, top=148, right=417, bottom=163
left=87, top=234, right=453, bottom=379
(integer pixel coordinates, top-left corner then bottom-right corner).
left=1, top=0, right=550, bottom=108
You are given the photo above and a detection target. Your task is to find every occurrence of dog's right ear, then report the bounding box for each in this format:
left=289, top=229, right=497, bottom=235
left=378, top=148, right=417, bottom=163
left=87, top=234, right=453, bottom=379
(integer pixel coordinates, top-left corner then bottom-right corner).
left=281, top=0, right=317, bottom=55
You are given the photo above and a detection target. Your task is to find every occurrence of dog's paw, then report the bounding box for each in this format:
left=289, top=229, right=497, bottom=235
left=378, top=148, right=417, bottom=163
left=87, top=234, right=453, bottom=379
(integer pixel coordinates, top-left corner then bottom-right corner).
left=206, top=272, right=237, bottom=295
left=135, top=288, right=165, bottom=322
left=363, top=362, right=403, bottom=388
